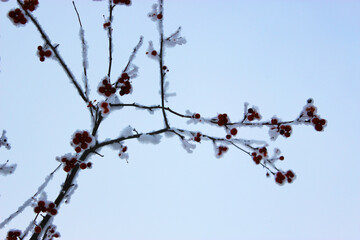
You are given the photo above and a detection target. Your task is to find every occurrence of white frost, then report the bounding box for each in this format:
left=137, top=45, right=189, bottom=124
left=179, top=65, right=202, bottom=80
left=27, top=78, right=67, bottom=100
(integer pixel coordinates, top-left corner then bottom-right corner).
left=164, top=27, right=187, bottom=47
left=120, top=126, right=133, bottom=138
left=181, top=139, right=196, bottom=153
left=138, top=134, right=161, bottom=144
left=0, top=161, right=16, bottom=176
left=0, top=130, right=11, bottom=149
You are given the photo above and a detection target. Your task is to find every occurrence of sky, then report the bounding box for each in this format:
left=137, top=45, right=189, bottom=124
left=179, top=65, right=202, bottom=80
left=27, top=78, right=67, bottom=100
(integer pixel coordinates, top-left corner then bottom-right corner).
left=0, top=0, right=360, bottom=239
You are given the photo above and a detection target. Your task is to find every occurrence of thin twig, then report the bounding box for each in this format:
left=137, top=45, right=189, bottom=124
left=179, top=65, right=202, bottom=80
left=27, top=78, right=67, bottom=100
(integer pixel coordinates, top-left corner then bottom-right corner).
left=107, top=0, right=114, bottom=78
left=72, top=1, right=89, bottom=99
left=158, top=0, right=170, bottom=129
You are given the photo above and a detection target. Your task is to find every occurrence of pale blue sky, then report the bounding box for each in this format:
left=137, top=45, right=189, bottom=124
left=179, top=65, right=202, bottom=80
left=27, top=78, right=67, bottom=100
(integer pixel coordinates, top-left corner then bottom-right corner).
left=0, top=0, right=359, bottom=239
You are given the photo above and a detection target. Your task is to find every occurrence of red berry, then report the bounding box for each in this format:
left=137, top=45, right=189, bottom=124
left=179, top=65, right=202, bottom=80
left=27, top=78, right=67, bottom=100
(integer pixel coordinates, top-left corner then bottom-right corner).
left=81, top=143, right=88, bottom=149
left=38, top=200, right=45, bottom=207
left=121, top=72, right=129, bottom=79
left=230, top=128, right=237, bottom=136
left=315, top=124, right=323, bottom=131
left=276, top=172, right=285, bottom=180
left=44, top=50, right=52, bottom=57
left=101, top=102, right=108, bottom=108
left=151, top=50, right=157, bottom=56
left=34, top=206, right=40, bottom=213
left=279, top=156, right=284, bottom=160
left=285, top=170, right=295, bottom=178
left=226, top=134, right=231, bottom=139
left=34, top=226, right=42, bottom=233
left=8, top=11, right=15, bottom=18
left=64, top=165, right=71, bottom=172
left=50, top=208, right=57, bottom=215
left=312, top=117, right=319, bottom=124
left=80, top=163, right=87, bottom=169
left=275, top=177, right=284, bottom=184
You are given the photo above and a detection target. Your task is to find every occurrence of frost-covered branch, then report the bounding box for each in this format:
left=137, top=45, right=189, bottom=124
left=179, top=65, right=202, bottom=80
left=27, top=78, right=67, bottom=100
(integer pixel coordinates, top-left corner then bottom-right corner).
left=16, top=0, right=89, bottom=103
left=72, top=1, right=89, bottom=99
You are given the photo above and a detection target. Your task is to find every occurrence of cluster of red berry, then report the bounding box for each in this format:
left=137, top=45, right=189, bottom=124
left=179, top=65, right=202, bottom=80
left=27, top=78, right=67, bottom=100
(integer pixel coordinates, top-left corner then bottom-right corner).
left=44, top=225, right=60, bottom=239
left=305, top=103, right=316, bottom=117
left=98, top=78, right=116, bottom=97
left=118, top=145, right=128, bottom=162
left=275, top=170, right=295, bottom=185
left=311, top=117, right=326, bottom=131
left=162, top=65, right=169, bottom=73
left=251, top=147, right=268, bottom=164
left=146, top=50, right=158, bottom=57
left=193, top=132, right=201, bottom=142
left=34, top=200, right=57, bottom=215
left=148, top=12, right=163, bottom=20
left=246, top=108, right=261, bottom=121
left=8, top=8, right=27, bottom=25
left=268, top=118, right=292, bottom=138
left=23, top=0, right=39, bottom=12
left=226, top=128, right=238, bottom=139
left=118, top=72, right=132, bottom=96
left=72, top=131, right=93, bottom=153
left=100, top=101, right=110, bottom=114
left=305, top=104, right=327, bottom=132
left=113, top=0, right=131, bottom=5
left=217, top=113, right=229, bottom=126
left=217, top=145, right=228, bottom=157
left=118, top=145, right=127, bottom=156
left=79, top=162, right=92, bottom=170
left=37, top=46, right=52, bottom=62
left=60, top=156, right=77, bottom=172
left=279, top=124, right=292, bottom=138
left=6, top=230, right=21, bottom=240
